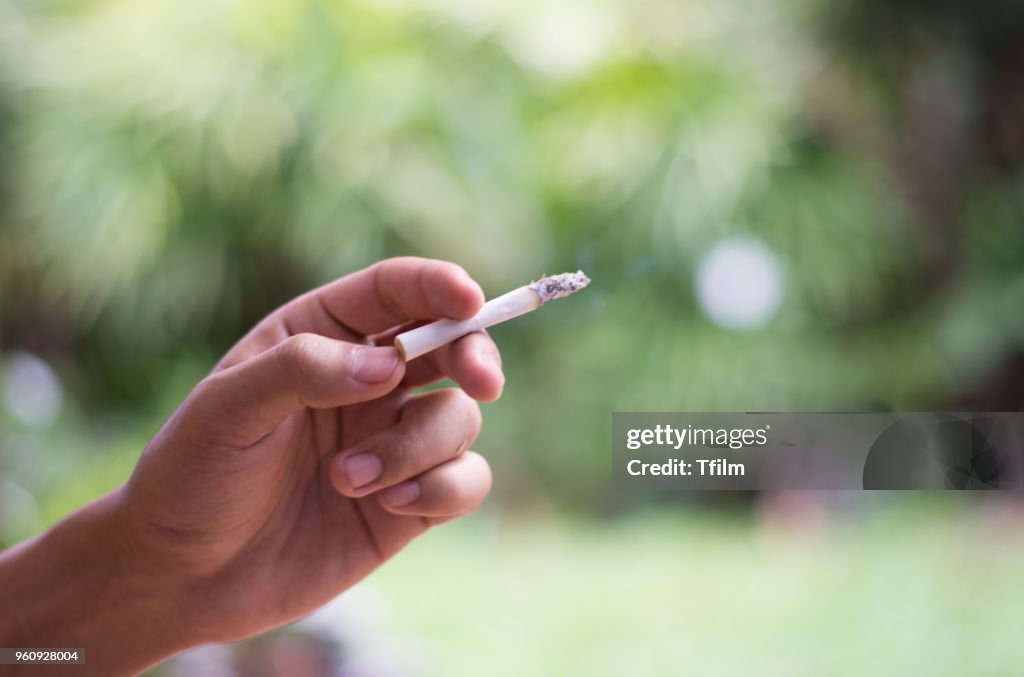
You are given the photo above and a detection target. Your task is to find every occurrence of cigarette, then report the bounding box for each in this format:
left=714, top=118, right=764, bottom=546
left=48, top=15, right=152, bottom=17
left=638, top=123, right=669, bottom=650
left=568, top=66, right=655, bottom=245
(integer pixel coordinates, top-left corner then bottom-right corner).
left=394, top=271, right=591, bottom=361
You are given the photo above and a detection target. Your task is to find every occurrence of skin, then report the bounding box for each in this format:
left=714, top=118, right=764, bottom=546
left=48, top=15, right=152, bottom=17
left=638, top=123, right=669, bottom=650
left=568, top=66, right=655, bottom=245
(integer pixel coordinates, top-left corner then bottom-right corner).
left=0, top=257, right=504, bottom=675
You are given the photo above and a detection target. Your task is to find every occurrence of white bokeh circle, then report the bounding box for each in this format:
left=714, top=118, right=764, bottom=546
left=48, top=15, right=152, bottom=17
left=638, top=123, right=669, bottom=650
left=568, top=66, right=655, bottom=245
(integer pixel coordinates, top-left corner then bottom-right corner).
left=3, top=351, right=63, bottom=429
left=695, top=236, right=783, bottom=330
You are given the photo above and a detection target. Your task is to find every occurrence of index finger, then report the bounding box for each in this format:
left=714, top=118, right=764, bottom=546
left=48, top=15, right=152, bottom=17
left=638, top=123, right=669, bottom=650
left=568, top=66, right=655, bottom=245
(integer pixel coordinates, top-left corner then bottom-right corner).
left=304, top=257, right=486, bottom=338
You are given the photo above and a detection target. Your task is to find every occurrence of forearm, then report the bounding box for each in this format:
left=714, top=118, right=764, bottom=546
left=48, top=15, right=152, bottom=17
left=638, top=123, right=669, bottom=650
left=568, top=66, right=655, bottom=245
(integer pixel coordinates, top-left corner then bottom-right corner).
left=0, top=490, right=194, bottom=676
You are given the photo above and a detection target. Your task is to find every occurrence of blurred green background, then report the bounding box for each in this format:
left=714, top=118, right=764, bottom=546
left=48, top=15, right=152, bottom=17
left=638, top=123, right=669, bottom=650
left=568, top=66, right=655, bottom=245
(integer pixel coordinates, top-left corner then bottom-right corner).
left=1, top=0, right=1023, bottom=674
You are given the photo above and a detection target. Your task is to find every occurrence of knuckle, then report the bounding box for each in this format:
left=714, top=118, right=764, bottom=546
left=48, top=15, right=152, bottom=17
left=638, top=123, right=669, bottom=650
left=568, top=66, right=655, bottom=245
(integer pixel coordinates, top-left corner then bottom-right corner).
left=181, top=375, right=222, bottom=428
left=429, top=259, right=463, bottom=286
left=427, top=261, right=478, bottom=315
left=367, top=429, right=417, bottom=480
left=438, top=388, right=482, bottom=436
left=382, top=435, right=414, bottom=473
left=177, top=373, right=246, bottom=448
left=432, top=386, right=462, bottom=405
left=369, top=256, right=425, bottom=279
left=281, top=333, right=332, bottom=387
left=282, top=332, right=318, bottom=360
left=460, top=393, right=484, bottom=437
left=188, top=372, right=220, bottom=404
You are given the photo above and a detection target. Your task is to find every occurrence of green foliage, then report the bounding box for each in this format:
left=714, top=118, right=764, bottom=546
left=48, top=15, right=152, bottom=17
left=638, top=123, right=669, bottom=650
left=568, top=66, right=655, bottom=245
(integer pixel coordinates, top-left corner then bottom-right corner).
left=1, top=0, right=1022, bottom=516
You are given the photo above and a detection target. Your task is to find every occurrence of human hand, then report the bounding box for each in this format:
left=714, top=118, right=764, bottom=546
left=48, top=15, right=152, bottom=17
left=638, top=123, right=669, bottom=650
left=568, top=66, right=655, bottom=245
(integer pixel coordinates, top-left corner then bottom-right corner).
left=114, top=257, right=503, bottom=647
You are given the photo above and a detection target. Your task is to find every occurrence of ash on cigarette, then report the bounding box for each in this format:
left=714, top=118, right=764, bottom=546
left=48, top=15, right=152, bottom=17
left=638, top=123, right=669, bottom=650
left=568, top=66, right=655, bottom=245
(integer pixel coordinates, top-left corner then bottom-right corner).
left=530, top=270, right=591, bottom=303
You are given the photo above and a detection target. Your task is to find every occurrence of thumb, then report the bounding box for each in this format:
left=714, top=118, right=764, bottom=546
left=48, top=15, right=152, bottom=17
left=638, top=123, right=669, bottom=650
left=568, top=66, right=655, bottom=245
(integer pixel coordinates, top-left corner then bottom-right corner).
left=189, top=333, right=404, bottom=446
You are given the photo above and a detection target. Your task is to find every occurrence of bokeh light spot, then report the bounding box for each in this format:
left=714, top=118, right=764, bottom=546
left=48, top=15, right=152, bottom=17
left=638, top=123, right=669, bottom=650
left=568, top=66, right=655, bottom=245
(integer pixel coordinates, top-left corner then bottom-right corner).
left=695, top=236, right=783, bottom=330
left=3, top=351, right=64, bottom=429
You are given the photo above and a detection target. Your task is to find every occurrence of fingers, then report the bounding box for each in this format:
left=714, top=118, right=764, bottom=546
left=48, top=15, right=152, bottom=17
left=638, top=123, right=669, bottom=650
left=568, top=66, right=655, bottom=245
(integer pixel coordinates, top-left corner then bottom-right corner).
left=377, top=451, right=492, bottom=518
left=329, top=388, right=481, bottom=497
left=305, top=257, right=485, bottom=337
left=215, top=258, right=505, bottom=401
left=400, top=331, right=504, bottom=402
left=190, top=333, right=405, bottom=447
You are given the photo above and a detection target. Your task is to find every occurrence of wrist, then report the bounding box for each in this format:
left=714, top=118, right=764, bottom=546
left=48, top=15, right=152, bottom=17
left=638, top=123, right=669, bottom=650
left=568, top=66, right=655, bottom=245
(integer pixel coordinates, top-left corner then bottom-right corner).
left=0, top=489, right=200, bottom=675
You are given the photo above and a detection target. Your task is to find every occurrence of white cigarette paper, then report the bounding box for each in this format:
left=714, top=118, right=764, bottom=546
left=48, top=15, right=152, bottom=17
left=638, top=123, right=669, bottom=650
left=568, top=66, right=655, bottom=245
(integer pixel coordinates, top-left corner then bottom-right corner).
left=394, top=271, right=591, bottom=361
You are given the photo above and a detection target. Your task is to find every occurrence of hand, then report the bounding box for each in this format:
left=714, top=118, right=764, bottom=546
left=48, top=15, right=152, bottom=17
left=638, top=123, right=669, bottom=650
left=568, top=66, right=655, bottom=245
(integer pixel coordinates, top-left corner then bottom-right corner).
left=9, top=257, right=502, bottom=672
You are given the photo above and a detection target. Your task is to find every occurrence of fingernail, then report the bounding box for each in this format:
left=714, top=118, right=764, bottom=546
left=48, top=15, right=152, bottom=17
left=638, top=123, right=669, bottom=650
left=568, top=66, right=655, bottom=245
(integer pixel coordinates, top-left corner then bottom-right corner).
left=345, top=453, right=383, bottom=488
left=352, top=348, right=400, bottom=384
left=384, top=481, right=420, bottom=507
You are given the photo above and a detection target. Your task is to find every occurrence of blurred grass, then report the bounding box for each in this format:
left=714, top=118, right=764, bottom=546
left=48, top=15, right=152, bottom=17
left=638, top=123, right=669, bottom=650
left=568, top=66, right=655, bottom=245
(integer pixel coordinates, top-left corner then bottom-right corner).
left=364, top=501, right=1024, bottom=676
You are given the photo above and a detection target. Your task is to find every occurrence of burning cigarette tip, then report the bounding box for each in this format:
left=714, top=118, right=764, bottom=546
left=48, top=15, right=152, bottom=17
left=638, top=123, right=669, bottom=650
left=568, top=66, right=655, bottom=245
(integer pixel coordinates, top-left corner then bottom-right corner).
left=529, top=270, right=591, bottom=303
